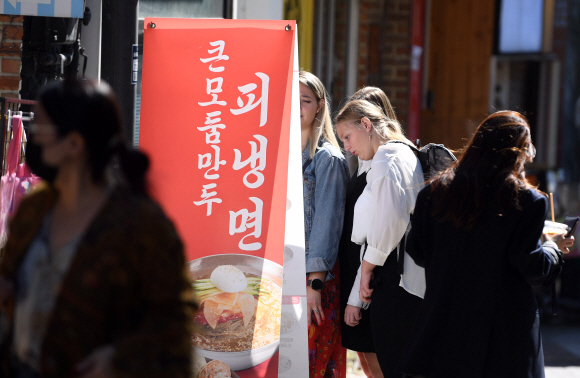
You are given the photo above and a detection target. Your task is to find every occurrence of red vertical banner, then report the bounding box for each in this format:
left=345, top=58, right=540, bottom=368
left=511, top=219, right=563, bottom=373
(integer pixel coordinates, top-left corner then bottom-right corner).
left=408, top=0, right=425, bottom=142
left=140, top=19, right=296, bottom=378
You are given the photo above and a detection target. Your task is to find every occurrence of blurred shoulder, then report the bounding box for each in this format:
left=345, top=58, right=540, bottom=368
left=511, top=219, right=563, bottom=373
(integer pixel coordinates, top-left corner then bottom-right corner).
left=520, top=188, right=547, bottom=208
left=19, top=181, right=56, bottom=207
left=11, top=182, right=56, bottom=223
left=418, top=183, right=434, bottom=200
left=413, top=183, right=437, bottom=212
left=108, top=189, right=182, bottom=243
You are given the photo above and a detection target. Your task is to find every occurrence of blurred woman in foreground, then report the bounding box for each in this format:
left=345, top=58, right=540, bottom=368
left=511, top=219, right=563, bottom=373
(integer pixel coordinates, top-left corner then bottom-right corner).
left=398, top=111, right=573, bottom=378
left=0, top=79, right=195, bottom=378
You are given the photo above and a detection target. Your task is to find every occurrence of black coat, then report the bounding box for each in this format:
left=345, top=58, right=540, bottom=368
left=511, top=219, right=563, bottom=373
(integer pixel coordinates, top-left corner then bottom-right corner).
left=397, top=187, right=560, bottom=378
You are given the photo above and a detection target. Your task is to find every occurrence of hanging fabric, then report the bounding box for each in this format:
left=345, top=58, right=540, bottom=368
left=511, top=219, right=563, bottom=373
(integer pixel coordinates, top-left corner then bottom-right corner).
left=0, top=115, right=40, bottom=247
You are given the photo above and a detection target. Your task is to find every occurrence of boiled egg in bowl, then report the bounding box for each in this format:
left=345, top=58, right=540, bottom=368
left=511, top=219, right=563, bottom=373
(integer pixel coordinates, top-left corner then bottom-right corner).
left=210, top=265, right=248, bottom=293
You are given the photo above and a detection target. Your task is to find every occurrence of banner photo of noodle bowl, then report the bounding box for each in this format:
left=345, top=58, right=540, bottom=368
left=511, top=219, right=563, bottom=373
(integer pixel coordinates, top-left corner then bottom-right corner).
left=189, top=254, right=283, bottom=371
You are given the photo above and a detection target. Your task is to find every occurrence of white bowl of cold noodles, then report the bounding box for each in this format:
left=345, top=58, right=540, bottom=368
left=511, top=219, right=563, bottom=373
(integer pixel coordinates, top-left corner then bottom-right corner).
left=189, top=254, right=283, bottom=371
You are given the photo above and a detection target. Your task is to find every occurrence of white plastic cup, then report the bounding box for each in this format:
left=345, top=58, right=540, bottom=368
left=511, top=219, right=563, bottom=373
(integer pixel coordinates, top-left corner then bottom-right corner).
left=543, top=220, right=568, bottom=236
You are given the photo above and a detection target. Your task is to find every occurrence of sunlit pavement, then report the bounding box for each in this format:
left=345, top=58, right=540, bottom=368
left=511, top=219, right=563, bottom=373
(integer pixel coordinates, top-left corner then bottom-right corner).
left=543, top=324, right=580, bottom=377
left=545, top=367, right=580, bottom=377
left=345, top=367, right=580, bottom=376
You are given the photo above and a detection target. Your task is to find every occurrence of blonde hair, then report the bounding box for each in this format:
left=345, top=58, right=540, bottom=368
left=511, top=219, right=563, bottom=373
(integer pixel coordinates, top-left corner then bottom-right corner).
left=350, top=86, right=397, bottom=122
left=335, top=99, right=412, bottom=145
left=299, top=71, right=340, bottom=158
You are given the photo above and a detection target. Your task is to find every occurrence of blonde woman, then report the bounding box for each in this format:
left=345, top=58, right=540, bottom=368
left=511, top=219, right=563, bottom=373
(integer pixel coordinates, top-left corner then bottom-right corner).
left=335, top=99, right=425, bottom=378
left=299, top=71, right=349, bottom=378
left=338, top=87, right=398, bottom=378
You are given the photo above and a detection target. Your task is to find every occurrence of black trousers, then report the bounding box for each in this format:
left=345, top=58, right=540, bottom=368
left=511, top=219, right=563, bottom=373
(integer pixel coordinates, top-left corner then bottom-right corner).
left=369, top=252, right=422, bottom=378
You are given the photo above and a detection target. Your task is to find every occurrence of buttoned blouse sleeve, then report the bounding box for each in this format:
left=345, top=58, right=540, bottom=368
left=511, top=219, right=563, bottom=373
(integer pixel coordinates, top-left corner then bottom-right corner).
left=347, top=245, right=366, bottom=307
left=347, top=162, right=418, bottom=307
left=363, top=159, right=415, bottom=266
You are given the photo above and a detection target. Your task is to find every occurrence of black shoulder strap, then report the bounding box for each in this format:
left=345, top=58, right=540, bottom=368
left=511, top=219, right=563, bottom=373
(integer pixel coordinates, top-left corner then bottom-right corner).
left=386, top=140, right=420, bottom=154
left=302, top=158, right=312, bottom=174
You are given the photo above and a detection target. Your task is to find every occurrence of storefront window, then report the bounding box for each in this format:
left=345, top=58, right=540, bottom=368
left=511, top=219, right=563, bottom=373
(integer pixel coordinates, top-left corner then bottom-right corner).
left=139, top=0, right=225, bottom=19
left=498, top=0, right=544, bottom=53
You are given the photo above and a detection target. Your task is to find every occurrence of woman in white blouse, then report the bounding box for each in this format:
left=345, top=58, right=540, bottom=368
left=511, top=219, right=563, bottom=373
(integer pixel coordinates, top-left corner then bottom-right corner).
left=335, top=99, right=426, bottom=378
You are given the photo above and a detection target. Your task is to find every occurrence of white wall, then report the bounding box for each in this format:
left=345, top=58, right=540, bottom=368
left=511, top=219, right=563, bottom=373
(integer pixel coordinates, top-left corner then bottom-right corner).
left=80, top=0, right=102, bottom=80
left=235, top=0, right=283, bottom=20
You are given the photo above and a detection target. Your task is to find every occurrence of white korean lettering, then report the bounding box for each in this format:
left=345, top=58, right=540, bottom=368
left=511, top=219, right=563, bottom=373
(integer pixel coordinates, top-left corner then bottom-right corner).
left=198, top=145, right=227, bottom=180
left=200, top=40, right=229, bottom=72
left=193, top=183, right=222, bottom=216
left=232, top=135, right=267, bottom=189
left=197, top=111, right=225, bottom=144
left=195, top=41, right=231, bottom=218
left=206, top=78, right=223, bottom=94
left=198, top=152, right=212, bottom=169
left=228, top=197, right=263, bottom=251
left=230, top=73, right=269, bottom=126
left=198, top=95, right=226, bottom=107
left=198, top=78, right=226, bottom=107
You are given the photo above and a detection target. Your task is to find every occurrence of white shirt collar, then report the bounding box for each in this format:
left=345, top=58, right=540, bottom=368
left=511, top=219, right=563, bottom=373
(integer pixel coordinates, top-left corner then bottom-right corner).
left=357, top=158, right=372, bottom=176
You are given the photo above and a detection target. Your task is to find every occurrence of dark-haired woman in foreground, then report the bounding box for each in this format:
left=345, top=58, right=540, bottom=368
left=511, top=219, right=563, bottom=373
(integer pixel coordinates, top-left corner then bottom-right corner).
left=0, top=79, right=195, bottom=378
left=398, top=111, right=573, bottom=378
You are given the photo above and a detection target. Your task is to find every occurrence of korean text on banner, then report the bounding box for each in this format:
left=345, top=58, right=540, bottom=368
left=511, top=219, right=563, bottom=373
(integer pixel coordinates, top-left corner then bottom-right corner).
left=139, top=19, right=296, bottom=378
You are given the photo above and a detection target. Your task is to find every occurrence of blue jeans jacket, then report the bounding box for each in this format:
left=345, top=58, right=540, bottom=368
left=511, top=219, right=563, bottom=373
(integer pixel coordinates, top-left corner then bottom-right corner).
left=302, top=140, right=349, bottom=280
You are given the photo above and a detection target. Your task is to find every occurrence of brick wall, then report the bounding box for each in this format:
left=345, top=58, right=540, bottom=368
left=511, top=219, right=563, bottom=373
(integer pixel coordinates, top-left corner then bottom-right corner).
left=358, top=0, right=412, bottom=127
left=0, top=15, right=22, bottom=99
left=331, top=0, right=347, bottom=106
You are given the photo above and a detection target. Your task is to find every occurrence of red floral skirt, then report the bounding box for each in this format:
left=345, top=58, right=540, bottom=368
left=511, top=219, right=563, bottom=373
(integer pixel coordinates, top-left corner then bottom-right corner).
left=307, top=264, right=346, bottom=378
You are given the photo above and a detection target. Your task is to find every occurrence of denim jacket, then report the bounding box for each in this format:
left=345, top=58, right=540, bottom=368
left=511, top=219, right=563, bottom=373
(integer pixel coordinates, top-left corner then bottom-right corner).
left=302, top=140, right=349, bottom=281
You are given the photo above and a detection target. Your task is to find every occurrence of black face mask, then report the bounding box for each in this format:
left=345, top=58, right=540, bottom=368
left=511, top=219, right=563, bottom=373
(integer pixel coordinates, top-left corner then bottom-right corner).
left=25, top=137, right=58, bottom=184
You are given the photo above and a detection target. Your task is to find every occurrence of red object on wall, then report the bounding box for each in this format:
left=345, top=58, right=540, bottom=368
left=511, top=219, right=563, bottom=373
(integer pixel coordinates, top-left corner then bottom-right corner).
left=408, top=0, right=425, bottom=142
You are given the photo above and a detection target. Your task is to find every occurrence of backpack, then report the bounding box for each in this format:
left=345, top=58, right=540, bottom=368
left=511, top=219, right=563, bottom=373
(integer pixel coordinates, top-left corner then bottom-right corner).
left=387, top=140, right=457, bottom=278
left=387, top=139, right=457, bottom=181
